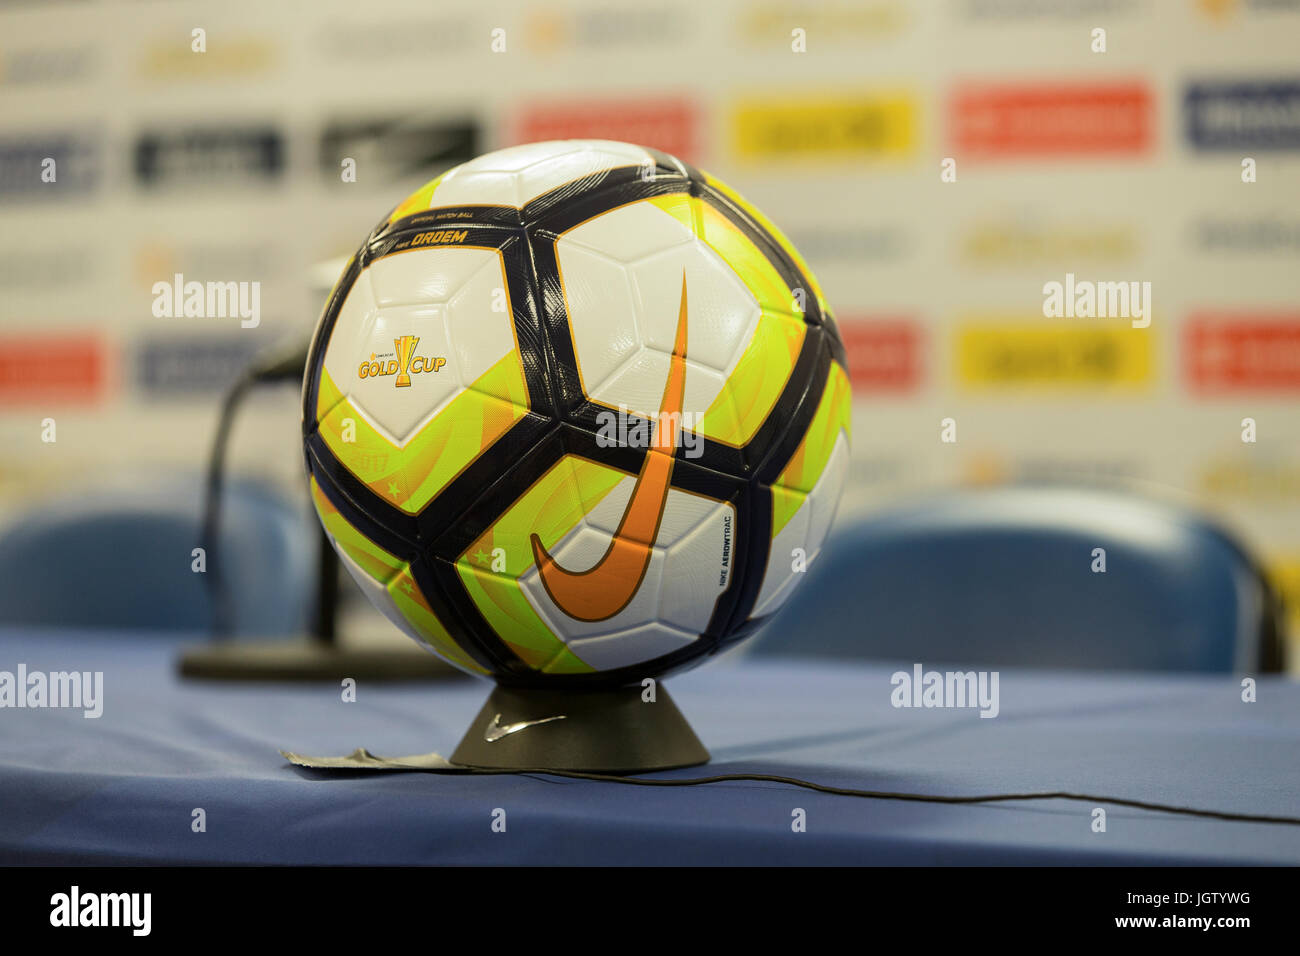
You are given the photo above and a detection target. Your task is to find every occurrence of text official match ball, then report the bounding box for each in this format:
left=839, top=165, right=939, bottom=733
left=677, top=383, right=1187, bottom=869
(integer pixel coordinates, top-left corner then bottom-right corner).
left=303, top=140, right=850, bottom=687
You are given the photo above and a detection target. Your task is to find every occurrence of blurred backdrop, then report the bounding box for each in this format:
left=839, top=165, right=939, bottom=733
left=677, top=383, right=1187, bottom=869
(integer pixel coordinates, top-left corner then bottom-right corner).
left=0, top=0, right=1297, bottom=649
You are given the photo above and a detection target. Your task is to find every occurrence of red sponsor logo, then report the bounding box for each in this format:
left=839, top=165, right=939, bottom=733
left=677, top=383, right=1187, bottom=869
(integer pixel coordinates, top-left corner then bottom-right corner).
left=0, top=333, right=107, bottom=404
left=515, top=98, right=698, bottom=161
left=951, top=82, right=1152, bottom=157
left=837, top=318, right=920, bottom=391
left=1185, top=313, right=1300, bottom=392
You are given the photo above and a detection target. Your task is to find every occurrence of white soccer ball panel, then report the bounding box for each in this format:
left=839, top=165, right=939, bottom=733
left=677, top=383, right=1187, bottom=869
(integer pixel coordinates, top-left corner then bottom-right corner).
left=806, top=432, right=850, bottom=565
left=428, top=140, right=657, bottom=209
left=659, top=498, right=736, bottom=633
left=367, top=245, right=497, bottom=309
left=558, top=200, right=761, bottom=421
left=552, top=244, right=640, bottom=397
left=322, top=247, right=515, bottom=443
left=752, top=432, right=850, bottom=618
left=566, top=623, right=698, bottom=673
left=333, top=539, right=429, bottom=652
left=557, top=195, right=695, bottom=264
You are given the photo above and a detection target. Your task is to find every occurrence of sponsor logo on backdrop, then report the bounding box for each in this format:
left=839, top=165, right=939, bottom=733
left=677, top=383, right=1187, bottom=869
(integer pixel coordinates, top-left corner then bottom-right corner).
left=0, top=333, right=106, bottom=404
left=960, top=0, right=1140, bottom=18
left=956, top=319, right=1153, bottom=388
left=319, top=117, right=478, bottom=185
left=1200, top=458, right=1300, bottom=501
left=1017, top=457, right=1143, bottom=481
left=134, top=127, right=283, bottom=188
left=738, top=2, right=907, bottom=41
left=850, top=457, right=909, bottom=486
left=516, top=99, right=697, bottom=162
left=316, top=18, right=472, bottom=61
left=1185, top=80, right=1300, bottom=150
left=136, top=336, right=263, bottom=395
left=951, top=82, right=1152, bottom=157
left=0, top=245, right=94, bottom=290
left=837, top=318, right=921, bottom=391
left=962, top=219, right=1137, bottom=265
left=963, top=454, right=1144, bottom=486
left=523, top=7, right=681, bottom=52
left=134, top=241, right=281, bottom=291
left=732, top=94, right=916, bottom=160
left=1185, top=313, right=1300, bottom=392
left=136, top=34, right=275, bottom=79
left=0, top=133, right=98, bottom=199
left=1265, top=558, right=1300, bottom=625
left=785, top=225, right=908, bottom=262
left=1198, top=0, right=1300, bottom=20
left=0, top=45, right=96, bottom=86
left=1192, top=215, right=1300, bottom=253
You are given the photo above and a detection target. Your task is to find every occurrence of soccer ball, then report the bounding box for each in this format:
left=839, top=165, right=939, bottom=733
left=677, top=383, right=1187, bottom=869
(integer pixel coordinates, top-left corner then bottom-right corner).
left=303, top=140, right=850, bottom=687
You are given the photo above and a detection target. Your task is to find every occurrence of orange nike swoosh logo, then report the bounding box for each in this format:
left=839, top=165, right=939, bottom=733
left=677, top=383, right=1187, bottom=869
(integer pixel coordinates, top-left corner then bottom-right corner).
left=531, top=271, right=689, bottom=622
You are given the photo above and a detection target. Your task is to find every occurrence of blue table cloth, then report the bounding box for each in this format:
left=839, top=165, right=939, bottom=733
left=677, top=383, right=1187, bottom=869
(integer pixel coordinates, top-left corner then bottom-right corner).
left=2, top=628, right=1298, bottom=865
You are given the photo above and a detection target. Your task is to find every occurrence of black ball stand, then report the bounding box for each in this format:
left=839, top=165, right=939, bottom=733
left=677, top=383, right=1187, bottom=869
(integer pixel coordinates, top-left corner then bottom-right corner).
left=451, top=684, right=709, bottom=773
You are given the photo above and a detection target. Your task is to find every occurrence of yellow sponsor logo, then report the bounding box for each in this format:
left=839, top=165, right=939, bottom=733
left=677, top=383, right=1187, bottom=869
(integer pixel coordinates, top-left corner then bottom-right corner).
left=962, top=222, right=1138, bottom=266
left=358, top=336, right=446, bottom=386
left=1197, top=0, right=1238, bottom=21
left=137, top=37, right=275, bottom=79
left=731, top=94, right=916, bottom=160
left=1199, top=459, right=1300, bottom=502
left=410, top=229, right=468, bottom=247
left=1265, top=557, right=1300, bottom=627
left=956, top=319, right=1153, bottom=389
left=739, top=2, right=907, bottom=42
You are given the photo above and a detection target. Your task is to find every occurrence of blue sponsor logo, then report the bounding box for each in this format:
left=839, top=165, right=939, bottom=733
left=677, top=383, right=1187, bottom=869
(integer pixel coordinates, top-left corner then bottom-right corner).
left=0, top=133, right=98, bottom=200
left=1185, top=79, right=1300, bottom=150
left=136, top=337, right=263, bottom=395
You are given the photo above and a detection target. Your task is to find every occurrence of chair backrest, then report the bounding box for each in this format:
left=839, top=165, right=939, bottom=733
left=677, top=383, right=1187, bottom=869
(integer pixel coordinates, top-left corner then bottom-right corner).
left=749, top=485, right=1285, bottom=673
left=0, top=477, right=315, bottom=636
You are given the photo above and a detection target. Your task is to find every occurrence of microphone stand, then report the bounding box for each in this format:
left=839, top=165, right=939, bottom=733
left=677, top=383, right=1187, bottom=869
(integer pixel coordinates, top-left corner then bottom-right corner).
left=176, top=339, right=459, bottom=682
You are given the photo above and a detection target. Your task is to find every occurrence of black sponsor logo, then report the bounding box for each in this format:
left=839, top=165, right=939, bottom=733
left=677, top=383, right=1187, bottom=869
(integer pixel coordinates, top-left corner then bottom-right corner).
left=1185, top=79, right=1300, bottom=150
left=134, top=126, right=284, bottom=188
left=319, top=116, right=478, bottom=185
left=1194, top=216, right=1300, bottom=253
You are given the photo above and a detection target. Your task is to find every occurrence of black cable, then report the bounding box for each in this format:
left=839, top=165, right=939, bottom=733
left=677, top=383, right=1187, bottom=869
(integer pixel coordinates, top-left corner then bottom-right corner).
left=447, top=768, right=1300, bottom=827
left=200, top=342, right=308, bottom=638
left=201, top=368, right=256, bottom=638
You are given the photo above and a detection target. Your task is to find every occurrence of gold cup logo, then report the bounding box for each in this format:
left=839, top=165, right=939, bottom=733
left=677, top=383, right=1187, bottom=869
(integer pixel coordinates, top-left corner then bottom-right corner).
left=356, top=336, right=445, bottom=384
left=394, top=335, right=419, bottom=388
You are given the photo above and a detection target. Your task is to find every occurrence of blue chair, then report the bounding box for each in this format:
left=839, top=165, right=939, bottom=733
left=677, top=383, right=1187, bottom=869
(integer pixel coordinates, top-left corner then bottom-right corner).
left=0, top=477, right=316, bottom=637
left=750, top=485, right=1286, bottom=673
